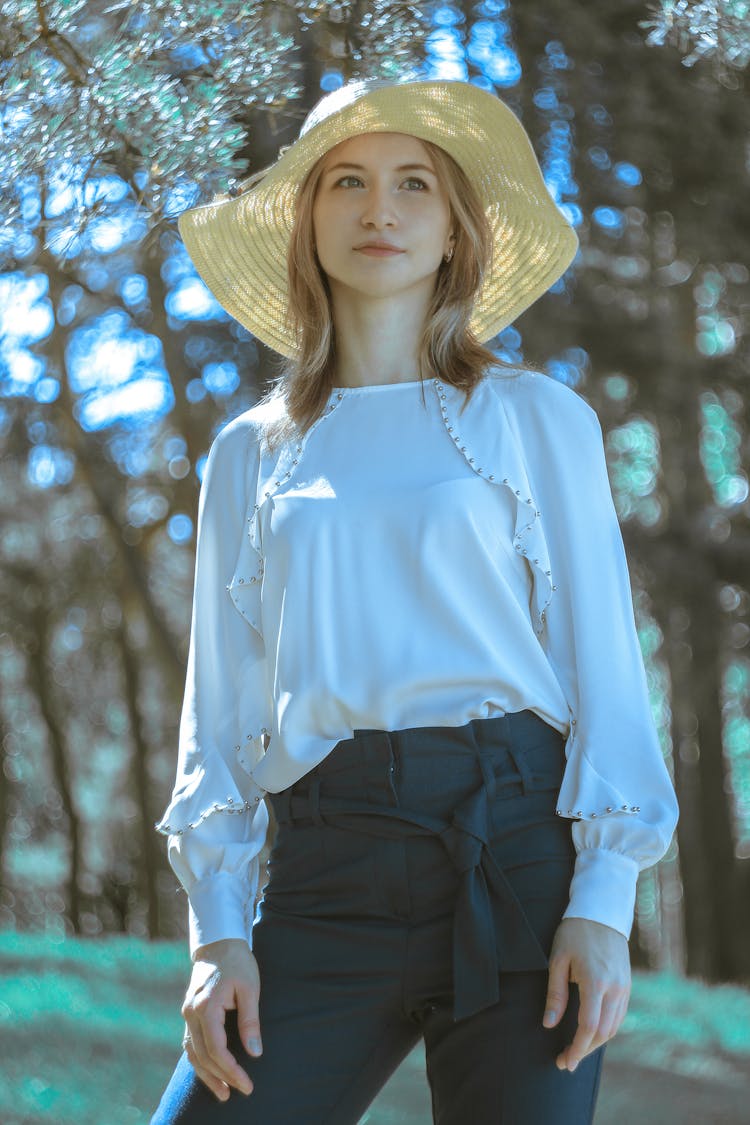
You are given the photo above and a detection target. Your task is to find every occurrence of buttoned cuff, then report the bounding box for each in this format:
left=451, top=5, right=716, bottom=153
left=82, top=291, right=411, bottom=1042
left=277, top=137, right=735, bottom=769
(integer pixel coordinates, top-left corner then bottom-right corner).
left=561, top=847, right=640, bottom=940
left=188, top=870, right=254, bottom=960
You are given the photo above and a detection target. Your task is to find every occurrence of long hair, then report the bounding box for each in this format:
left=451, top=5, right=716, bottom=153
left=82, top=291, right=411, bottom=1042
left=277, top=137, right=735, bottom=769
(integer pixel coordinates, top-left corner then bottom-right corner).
left=255, top=135, right=540, bottom=453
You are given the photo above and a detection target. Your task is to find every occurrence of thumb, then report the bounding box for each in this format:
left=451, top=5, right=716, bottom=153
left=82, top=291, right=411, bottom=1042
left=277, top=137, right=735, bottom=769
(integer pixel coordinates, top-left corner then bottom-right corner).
left=543, top=956, right=569, bottom=1028
left=236, top=985, right=263, bottom=1057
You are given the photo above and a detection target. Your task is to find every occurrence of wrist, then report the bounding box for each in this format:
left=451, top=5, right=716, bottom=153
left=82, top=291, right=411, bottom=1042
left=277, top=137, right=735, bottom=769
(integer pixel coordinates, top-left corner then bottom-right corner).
left=193, top=937, right=250, bottom=962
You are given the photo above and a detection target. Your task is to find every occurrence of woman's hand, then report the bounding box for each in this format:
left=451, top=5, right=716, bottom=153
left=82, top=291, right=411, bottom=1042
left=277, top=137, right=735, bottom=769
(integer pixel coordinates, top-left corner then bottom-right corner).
left=181, top=938, right=263, bottom=1102
left=542, top=917, right=631, bottom=1071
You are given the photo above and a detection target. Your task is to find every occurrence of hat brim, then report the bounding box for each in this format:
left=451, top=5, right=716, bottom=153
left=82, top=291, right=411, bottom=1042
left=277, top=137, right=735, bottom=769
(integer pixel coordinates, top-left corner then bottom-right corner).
left=178, top=80, right=579, bottom=358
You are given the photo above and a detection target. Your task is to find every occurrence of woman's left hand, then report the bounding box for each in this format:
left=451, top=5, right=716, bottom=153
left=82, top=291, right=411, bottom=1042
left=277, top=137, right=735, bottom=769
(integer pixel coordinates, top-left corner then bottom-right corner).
left=542, top=916, right=631, bottom=1071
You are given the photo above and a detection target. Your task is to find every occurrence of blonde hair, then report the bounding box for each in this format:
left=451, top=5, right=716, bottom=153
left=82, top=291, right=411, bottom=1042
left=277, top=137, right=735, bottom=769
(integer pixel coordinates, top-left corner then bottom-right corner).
left=255, top=135, right=540, bottom=453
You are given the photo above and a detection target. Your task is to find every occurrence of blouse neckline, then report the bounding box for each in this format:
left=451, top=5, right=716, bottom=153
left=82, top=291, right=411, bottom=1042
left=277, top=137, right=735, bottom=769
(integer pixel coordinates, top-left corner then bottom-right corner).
left=328, top=377, right=438, bottom=396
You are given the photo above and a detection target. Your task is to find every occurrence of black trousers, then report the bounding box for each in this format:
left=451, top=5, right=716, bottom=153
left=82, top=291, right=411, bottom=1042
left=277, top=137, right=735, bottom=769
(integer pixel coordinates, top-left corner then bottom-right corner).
left=151, top=711, right=606, bottom=1124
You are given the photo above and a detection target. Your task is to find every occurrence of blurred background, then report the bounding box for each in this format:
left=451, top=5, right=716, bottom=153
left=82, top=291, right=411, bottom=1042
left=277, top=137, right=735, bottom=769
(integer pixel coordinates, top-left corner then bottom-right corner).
left=1, top=1, right=748, bottom=1122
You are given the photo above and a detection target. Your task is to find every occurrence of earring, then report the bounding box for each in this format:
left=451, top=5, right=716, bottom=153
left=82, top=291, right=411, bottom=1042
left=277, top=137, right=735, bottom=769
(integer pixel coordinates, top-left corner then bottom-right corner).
left=443, top=247, right=454, bottom=263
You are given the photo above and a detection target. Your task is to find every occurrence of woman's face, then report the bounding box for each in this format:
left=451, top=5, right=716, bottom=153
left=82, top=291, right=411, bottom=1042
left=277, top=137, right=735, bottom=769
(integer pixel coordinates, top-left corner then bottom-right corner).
left=311, top=131, right=454, bottom=302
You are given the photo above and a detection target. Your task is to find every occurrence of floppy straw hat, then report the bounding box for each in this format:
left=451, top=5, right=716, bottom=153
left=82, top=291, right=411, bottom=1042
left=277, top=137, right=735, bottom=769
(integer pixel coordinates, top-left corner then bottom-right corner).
left=177, top=77, right=579, bottom=359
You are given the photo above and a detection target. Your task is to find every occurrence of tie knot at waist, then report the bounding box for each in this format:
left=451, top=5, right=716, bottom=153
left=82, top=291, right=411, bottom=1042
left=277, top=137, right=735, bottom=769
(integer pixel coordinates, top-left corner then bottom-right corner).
left=270, top=760, right=550, bottom=1023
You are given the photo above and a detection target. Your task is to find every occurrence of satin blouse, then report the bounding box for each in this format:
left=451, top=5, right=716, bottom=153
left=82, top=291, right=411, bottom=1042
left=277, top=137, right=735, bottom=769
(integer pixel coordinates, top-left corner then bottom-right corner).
left=154, top=368, right=679, bottom=959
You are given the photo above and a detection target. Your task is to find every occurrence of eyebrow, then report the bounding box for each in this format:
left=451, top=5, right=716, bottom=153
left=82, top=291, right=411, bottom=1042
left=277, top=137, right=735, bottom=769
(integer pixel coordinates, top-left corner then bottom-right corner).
left=324, top=162, right=437, bottom=177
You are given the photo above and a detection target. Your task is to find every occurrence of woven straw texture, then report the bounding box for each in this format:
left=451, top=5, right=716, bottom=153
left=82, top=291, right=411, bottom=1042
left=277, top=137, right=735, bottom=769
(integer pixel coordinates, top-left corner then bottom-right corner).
left=177, top=78, right=579, bottom=359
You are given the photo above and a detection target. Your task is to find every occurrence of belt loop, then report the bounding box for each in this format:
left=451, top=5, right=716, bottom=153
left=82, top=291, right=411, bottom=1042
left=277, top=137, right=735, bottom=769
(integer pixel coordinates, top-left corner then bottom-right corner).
left=308, top=775, right=326, bottom=826
left=470, top=719, right=496, bottom=800
left=270, top=790, right=289, bottom=823
left=505, top=742, right=532, bottom=795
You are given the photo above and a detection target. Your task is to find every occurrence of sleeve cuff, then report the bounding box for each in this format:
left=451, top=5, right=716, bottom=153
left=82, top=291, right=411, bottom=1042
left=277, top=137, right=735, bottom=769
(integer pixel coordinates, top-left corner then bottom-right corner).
left=561, top=847, right=640, bottom=939
left=188, top=868, right=256, bottom=960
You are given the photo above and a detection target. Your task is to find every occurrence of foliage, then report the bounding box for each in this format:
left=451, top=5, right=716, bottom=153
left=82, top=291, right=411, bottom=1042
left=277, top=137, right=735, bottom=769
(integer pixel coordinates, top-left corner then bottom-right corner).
left=0, top=0, right=427, bottom=248
left=640, top=1, right=750, bottom=79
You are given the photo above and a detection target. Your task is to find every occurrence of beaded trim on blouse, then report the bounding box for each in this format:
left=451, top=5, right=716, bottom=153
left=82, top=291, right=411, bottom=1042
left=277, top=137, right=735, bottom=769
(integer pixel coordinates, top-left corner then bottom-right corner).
left=155, top=373, right=642, bottom=836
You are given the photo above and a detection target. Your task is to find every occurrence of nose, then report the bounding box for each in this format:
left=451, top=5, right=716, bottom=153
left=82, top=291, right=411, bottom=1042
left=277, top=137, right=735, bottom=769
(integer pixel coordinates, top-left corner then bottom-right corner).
left=359, top=183, right=399, bottom=229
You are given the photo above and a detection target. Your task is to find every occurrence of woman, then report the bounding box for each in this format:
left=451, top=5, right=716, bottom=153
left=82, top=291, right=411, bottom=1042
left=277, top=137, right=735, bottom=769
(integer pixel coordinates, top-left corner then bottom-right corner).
left=150, top=77, right=679, bottom=1124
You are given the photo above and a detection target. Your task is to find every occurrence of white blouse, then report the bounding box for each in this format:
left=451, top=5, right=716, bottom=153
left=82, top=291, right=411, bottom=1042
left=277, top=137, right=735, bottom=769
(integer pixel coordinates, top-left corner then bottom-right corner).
left=155, top=368, right=679, bottom=960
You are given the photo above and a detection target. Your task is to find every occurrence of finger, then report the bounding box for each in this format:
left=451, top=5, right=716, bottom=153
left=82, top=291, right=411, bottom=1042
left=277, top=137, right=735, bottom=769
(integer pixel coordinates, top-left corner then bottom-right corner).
left=200, top=1005, right=254, bottom=1096
left=543, top=954, right=570, bottom=1028
left=185, top=1022, right=232, bottom=1103
left=237, top=989, right=263, bottom=1057
left=611, top=991, right=631, bottom=1038
left=559, top=984, right=602, bottom=1070
left=596, top=993, right=624, bottom=1044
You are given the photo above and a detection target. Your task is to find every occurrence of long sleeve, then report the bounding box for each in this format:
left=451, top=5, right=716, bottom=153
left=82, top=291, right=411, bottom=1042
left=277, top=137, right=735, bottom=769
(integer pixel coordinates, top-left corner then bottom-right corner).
left=527, top=383, right=679, bottom=940
left=154, top=414, right=271, bottom=959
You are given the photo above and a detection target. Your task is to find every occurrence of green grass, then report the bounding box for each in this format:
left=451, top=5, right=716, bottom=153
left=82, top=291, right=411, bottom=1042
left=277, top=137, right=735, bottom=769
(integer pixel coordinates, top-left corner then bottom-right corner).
left=1, top=931, right=749, bottom=1125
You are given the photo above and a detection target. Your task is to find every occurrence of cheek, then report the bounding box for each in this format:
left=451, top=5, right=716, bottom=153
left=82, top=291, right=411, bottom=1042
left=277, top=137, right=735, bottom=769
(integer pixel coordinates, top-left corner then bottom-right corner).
left=314, top=200, right=347, bottom=239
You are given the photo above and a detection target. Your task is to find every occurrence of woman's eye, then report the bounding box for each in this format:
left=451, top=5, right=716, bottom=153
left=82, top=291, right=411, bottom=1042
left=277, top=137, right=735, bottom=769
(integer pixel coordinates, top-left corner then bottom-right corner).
left=334, top=176, right=428, bottom=190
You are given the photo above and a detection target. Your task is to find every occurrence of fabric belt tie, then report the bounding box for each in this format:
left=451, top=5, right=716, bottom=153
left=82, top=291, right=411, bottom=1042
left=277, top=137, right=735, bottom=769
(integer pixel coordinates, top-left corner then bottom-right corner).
left=271, top=770, right=550, bottom=1023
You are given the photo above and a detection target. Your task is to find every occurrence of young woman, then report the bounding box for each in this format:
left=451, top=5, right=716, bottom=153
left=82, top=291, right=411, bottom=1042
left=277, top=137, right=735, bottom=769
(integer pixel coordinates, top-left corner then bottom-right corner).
left=150, top=77, right=679, bottom=1124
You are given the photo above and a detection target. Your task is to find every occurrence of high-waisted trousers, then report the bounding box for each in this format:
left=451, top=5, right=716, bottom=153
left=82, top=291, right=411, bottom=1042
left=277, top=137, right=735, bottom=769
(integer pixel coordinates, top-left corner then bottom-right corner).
left=150, top=710, right=606, bottom=1124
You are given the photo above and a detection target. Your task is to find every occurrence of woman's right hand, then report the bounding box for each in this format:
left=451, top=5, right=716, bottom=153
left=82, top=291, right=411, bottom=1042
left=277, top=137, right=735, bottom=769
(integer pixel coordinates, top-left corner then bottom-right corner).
left=180, top=938, right=263, bottom=1103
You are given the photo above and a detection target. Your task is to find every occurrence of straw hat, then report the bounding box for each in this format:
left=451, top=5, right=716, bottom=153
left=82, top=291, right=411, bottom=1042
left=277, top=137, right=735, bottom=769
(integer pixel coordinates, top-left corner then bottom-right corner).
left=177, top=77, right=579, bottom=359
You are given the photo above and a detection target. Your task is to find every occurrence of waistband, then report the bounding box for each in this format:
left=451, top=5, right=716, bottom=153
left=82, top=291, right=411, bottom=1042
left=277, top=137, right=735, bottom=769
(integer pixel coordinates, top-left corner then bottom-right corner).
left=269, top=712, right=554, bottom=1023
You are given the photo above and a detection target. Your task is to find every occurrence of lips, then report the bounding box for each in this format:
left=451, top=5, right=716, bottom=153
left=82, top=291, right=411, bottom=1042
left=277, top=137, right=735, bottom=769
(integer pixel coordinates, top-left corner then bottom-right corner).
left=355, top=244, right=405, bottom=256
left=355, top=241, right=404, bottom=252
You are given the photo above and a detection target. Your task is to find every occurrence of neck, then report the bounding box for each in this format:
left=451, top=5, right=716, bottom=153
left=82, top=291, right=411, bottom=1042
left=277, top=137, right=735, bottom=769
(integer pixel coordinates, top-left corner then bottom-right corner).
left=328, top=283, right=431, bottom=389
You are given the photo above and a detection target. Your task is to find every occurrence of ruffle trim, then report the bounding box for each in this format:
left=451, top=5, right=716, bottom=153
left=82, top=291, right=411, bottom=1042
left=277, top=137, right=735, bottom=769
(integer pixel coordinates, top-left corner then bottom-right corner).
left=153, top=750, right=266, bottom=836
left=435, top=374, right=553, bottom=638
left=226, top=393, right=350, bottom=635
left=554, top=710, right=642, bottom=821
left=229, top=375, right=556, bottom=640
